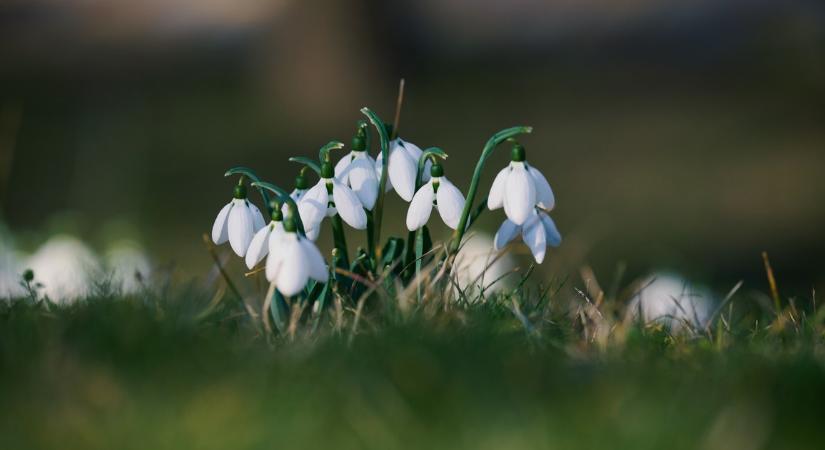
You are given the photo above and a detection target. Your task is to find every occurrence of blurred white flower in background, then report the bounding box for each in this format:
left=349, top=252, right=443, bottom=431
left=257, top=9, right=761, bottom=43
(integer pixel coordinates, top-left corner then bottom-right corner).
left=0, top=232, right=26, bottom=299
left=451, top=233, right=515, bottom=301
left=25, top=235, right=101, bottom=302
left=628, top=272, right=714, bottom=331
left=104, top=240, right=151, bottom=294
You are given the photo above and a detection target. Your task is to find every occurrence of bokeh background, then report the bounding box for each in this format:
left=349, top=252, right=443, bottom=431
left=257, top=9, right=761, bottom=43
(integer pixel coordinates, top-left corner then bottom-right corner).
left=1, top=0, right=823, bottom=292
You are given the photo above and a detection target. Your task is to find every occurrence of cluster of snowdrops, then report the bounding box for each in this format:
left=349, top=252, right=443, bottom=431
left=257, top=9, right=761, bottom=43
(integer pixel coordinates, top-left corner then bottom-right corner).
left=210, top=108, right=560, bottom=299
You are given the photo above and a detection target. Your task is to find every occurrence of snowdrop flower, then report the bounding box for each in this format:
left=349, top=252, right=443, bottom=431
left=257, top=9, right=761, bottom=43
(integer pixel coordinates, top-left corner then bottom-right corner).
left=334, top=132, right=379, bottom=210
left=627, top=272, right=714, bottom=331
left=212, top=182, right=265, bottom=257
left=452, top=233, right=515, bottom=299
left=298, top=162, right=367, bottom=239
left=245, top=202, right=285, bottom=269
left=104, top=240, right=151, bottom=294
left=375, top=138, right=432, bottom=202
left=494, top=209, right=561, bottom=264
left=26, top=235, right=101, bottom=302
left=265, top=218, right=329, bottom=296
left=488, top=143, right=555, bottom=225
left=406, top=163, right=465, bottom=231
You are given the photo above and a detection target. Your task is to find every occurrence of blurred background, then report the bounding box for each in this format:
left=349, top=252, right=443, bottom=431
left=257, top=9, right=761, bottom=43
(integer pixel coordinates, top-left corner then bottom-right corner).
left=1, top=0, right=823, bottom=294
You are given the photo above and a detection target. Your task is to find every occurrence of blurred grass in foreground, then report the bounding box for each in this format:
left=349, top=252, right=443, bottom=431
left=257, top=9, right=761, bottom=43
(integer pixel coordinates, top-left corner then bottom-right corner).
left=1, top=279, right=824, bottom=450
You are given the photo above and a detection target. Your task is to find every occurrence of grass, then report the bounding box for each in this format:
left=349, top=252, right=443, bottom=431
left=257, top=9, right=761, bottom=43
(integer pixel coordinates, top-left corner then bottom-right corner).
left=1, top=273, right=824, bottom=450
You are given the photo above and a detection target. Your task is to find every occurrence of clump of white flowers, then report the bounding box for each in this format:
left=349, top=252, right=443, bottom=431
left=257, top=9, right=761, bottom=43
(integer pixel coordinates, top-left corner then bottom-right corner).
left=208, top=106, right=561, bottom=318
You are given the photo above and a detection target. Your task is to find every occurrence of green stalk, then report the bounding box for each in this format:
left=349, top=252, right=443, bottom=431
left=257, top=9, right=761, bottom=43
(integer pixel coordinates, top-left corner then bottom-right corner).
left=366, top=209, right=375, bottom=260
left=448, top=126, right=532, bottom=253
left=250, top=181, right=306, bottom=236
left=330, top=213, right=350, bottom=267
left=360, top=108, right=390, bottom=260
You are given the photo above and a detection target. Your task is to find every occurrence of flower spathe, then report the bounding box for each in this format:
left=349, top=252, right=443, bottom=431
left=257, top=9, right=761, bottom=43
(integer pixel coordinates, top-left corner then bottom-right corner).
left=375, top=138, right=432, bottom=202
left=487, top=145, right=554, bottom=226
left=406, top=170, right=465, bottom=231
left=265, top=221, right=329, bottom=297
left=494, top=209, right=561, bottom=264
left=212, top=189, right=266, bottom=257
left=298, top=171, right=367, bottom=239
left=335, top=150, right=379, bottom=210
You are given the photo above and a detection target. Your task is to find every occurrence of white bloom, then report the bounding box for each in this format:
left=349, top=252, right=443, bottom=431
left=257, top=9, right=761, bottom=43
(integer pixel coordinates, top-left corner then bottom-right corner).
left=488, top=160, right=554, bottom=225
left=244, top=219, right=284, bottom=269
left=627, top=273, right=714, bottom=331
left=335, top=150, right=379, bottom=210
left=265, top=224, right=329, bottom=297
left=212, top=197, right=265, bottom=257
left=104, top=240, right=151, bottom=294
left=26, top=235, right=101, bottom=302
left=406, top=175, right=465, bottom=231
left=451, top=233, right=515, bottom=299
left=494, top=210, right=561, bottom=264
left=375, top=138, right=432, bottom=202
left=298, top=174, right=367, bottom=238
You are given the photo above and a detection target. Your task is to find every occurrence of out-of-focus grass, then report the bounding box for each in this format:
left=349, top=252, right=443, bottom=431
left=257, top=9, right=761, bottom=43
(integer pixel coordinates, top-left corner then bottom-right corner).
left=1, top=280, right=824, bottom=450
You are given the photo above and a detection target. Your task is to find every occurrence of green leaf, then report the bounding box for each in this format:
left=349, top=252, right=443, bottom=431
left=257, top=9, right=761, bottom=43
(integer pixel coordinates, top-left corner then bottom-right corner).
left=269, top=289, right=289, bottom=334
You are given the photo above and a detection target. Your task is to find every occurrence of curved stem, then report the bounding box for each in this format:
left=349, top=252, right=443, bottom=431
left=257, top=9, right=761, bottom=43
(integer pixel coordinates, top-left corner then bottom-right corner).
left=225, top=166, right=271, bottom=214
left=448, top=126, right=532, bottom=253
left=318, top=140, right=345, bottom=163
left=250, top=181, right=306, bottom=236
left=288, top=157, right=321, bottom=175
left=360, top=108, right=390, bottom=260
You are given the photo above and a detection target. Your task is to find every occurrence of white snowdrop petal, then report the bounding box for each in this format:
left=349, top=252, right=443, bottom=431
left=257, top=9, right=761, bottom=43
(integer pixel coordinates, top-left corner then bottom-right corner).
left=304, top=225, right=321, bottom=241
left=211, top=202, right=233, bottom=244
left=249, top=202, right=266, bottom=231
left=245, top=225, right=271, bottom=269
left=227, top=200, right=256, bottom=257
left=297, top=182, right=328, bottom=232
left=299, top=237, right=329, bottom=283
left=494, top=219, right=520, bottom=250
left=290, top=189, right=305, bottom=203
left=347, top=155, right=379, bottom=210
left=374, top=151, right=394, bottom=193
left=334, top=152, right=352, bottom=182
left=265, top=234, right=287, bottom=281
left=332, top=181, right=367, bottom=229
left=540, top=213, right=562, bottom=247
left=268, top=222, right=286, bottom=253
left=435, top=178, right=466, bottom=230
left=522, top=216, right=547, bottom=264
left=487, top=167, right=509, bottom=210
left=388, top=146, right=418, bottom=202
left=406, top=183, right=434, bottom=231
left=276, top=238, right=309, bottom=296
left=503, top=165, right=536, bottom=225
left=528, top=165, right=555, bottom=211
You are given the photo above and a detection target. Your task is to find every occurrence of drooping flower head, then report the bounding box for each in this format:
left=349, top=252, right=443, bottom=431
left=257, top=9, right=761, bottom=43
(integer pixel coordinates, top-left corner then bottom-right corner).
left=212, top=181, right=265, bottom=257
left=245, top=199, right=286, bottom=269
left=487, top=142, right=554, bottom=225
left=335, top=126, right=379, bottom=210
left=265, top=217, right=329, bottom=297
left=375, top=137, right=432, bottom=202
left=406, top=162, right=466, bottom=231
left=494, top=208, right=561, bottom=264
left=298, top=161, right=367, bottom=240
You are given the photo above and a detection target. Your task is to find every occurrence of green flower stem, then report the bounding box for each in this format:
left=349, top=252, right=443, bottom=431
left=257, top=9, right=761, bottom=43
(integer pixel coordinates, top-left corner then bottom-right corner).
left=360, top=108, right=390, bottom=261
left=250, top=181, right=306, bottom=236
left=366, top=209, right=376, bottom=261
left=448, top=126, right=532, bottom=253
left=288, top=157, right=321, bottom=175
left=225, top=167, right=271, bottom=214
left=330, top=213, right=350, bottom=268
left=415, top=226, right=425, bottom=302
left=318, top=140, right=345, bottom=163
